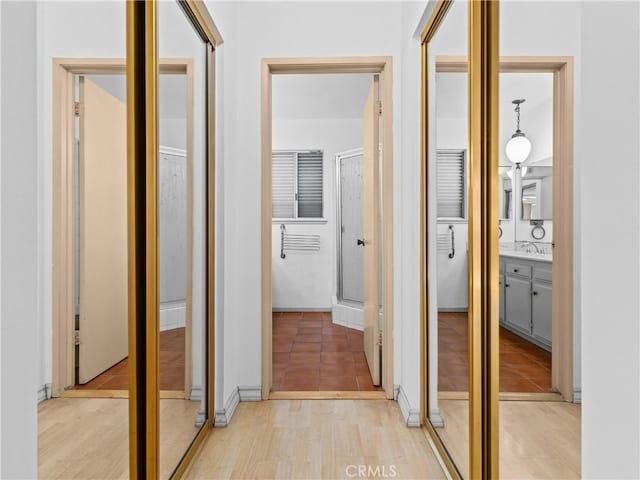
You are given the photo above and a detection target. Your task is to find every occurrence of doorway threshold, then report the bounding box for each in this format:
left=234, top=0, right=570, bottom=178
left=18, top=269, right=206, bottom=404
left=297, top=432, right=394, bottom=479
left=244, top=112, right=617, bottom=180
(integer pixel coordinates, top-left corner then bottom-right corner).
left=269, top=391, right=386, bottom=400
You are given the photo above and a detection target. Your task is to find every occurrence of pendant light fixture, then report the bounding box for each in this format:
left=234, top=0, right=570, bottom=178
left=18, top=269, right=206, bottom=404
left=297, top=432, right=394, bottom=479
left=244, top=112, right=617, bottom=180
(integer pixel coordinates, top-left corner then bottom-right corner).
left=505, top=99, right=532, bottom=166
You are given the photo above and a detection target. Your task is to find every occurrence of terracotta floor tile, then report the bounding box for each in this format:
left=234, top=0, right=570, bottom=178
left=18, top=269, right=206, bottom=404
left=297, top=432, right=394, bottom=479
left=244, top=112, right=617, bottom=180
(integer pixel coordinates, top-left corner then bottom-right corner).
left=76, top=328, right=184, bottom=391
left=297, top=327, right=322, bottom=336
left=272, top=342, right=293, bottom=353
left=289, top=352, right=321, bottom=365
left=291, top=342, right=322, bottom=353
left=320, top=363, right=355, bottom=377
left=99, top=375, right=129, bottom=390
left=352, top=352, right=367, bottom=364
left=354, top=362, right=372, bottom=376
left=322, top=342, right=350, bottom=352
left=271, top=313, right=376, bottom=392
left=295, top=334, right=322, bottom=343
left=273, top=326, right=298, bottom=336
left=272, top=352, right=290, bottom=365
left=298, top=320, right=323, bottom=328
left=439, top=313, right=552, bottom=393
left=356, top=375, right=382, bottom=391
left=284, top=365, right=320, bottom=378
left=321, top=352, right=355, bottom=364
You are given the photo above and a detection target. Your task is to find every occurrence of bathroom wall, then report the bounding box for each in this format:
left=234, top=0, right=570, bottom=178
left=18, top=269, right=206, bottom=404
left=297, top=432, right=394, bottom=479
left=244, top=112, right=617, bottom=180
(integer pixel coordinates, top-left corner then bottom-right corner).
left=271, top=116, right=362, bottom=310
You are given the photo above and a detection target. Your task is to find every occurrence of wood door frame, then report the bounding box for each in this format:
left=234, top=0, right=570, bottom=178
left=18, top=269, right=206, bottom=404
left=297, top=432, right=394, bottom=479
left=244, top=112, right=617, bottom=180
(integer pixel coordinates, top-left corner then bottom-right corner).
left=52, top=58, right=195, bottom=397
left=425, top=55, right=575, bottom=401
left=261, top=57, right=394, bottom=400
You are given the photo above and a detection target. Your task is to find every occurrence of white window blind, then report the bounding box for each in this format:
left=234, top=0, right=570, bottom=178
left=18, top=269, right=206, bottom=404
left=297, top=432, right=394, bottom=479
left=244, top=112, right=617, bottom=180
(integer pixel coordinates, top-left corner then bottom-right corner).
left=272, top=150, right=323, bottom=219
left=437, top=149, right=466, bottom=219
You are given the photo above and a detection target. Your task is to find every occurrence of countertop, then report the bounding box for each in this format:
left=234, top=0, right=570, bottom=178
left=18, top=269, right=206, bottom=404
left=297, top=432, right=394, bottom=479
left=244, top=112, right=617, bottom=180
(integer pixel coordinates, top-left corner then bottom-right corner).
left=499, top=250, right=552, bottom=263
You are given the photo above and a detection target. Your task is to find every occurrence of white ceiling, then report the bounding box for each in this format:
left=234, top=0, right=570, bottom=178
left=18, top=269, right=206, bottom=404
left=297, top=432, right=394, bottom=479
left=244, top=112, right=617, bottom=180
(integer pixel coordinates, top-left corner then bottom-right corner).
left=272, top=74, right=373, bottom=120
left=87, top=74, right=187, bottom=119
left=436, top=72, right=553, bottom=120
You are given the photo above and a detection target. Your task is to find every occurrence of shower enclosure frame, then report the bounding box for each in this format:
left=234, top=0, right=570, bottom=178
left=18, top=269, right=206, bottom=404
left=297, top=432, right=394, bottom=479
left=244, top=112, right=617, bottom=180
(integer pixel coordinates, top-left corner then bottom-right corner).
left=335, top=147, right=365, bottom=306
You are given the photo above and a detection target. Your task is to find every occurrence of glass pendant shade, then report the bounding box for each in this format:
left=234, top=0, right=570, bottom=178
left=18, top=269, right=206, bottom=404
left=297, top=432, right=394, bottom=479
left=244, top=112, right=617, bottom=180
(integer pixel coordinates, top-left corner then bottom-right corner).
left=505, top=134, right=532, bottom=164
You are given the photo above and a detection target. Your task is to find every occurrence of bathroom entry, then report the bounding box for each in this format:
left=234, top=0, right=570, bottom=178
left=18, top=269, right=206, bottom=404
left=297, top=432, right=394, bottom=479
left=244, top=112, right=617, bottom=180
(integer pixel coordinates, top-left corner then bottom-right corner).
left=268, top=67, right=389, bottom=395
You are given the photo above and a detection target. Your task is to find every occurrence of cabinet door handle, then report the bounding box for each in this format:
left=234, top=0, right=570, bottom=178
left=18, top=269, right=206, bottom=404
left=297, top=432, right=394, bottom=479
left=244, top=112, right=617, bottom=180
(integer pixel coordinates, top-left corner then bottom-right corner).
left=505, top=284, right=510, bottom=288
left=532, top=291, right=538, bottom=295
left=514, top=268, right=519, bottom=273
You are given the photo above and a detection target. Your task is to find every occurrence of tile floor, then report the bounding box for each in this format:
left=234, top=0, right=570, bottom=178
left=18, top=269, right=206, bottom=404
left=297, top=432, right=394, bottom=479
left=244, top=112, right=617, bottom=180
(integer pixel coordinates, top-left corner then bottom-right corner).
left=438, top=312, right=552, bottom=393
left=272, top=312, right=381, bottom=391
left=76, top=327, right=185, bottom=391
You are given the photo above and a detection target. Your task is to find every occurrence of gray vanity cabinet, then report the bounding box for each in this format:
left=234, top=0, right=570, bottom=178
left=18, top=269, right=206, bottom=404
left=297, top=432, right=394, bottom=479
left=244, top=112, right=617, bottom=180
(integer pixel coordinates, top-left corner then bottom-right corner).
left=499, top=255, right=552, bottom=351
left=532, top=280, right=552, bottom=348
left=505, top=274, right=532, bottom=336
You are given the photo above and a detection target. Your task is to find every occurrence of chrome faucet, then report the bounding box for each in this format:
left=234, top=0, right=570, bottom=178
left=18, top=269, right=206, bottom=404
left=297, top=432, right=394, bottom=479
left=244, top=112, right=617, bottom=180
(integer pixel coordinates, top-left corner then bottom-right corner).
left=522, top=241, right=541, bottom=254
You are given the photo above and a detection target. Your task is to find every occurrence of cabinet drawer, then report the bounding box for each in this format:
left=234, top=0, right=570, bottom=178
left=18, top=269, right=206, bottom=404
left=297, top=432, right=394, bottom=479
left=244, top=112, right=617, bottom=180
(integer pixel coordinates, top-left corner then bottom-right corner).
left=533, top=268, right=552, bottom=283
left=506, top=263, right=531, bottom=277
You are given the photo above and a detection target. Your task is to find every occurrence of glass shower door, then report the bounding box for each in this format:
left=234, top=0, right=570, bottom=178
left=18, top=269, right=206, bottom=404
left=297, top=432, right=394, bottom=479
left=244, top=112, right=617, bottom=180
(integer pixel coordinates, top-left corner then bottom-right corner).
left=337, top=149, right=364, bottom=304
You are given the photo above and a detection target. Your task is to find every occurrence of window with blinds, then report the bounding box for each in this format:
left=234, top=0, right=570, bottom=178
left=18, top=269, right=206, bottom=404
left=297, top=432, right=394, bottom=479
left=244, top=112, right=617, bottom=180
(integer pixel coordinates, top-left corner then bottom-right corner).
left=436, top=149, right=467, bottom=219
left=272, top=150, right=324, bottom=219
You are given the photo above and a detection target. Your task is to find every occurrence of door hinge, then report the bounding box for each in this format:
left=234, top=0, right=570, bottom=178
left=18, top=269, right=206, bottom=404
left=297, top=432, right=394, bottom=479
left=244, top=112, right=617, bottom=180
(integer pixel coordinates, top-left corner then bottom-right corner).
left=74, top=101, right=80, bottom=116
left=378, top=331, right=383, bottom=347
left=74, top=330, right=80, bottom=346
left=375, top=100, right=382, bottom=116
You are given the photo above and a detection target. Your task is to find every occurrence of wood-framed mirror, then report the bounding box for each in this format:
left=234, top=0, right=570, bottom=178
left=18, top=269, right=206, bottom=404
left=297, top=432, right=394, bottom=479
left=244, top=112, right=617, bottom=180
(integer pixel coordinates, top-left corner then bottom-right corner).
left=127, top=1, right=221, bottom=478
left=420, top=1, right=500, bottom=478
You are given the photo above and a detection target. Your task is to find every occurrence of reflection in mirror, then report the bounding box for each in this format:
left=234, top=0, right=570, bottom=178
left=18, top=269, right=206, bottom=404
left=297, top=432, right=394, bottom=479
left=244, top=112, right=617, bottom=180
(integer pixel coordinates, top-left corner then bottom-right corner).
left=521, top=166, right=553, bottom=220
left=40, top=3, right=130, bottom=478
left=427, top=1, right=469, bottom=477
left=498, top=4, right=579, bottom=477
left=499, top=166, right=514, bottom=220
left=158, top=1, right=208, bottom=477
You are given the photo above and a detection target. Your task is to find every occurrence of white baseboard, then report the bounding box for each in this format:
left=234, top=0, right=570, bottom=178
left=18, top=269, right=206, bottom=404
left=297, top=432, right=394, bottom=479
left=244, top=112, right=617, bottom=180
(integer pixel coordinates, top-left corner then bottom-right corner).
left=332, top=302, right=364, bottom=331
left=214, top=387, right=240, bottom=427
left=573, top=388, right=582, bottom=404
left=160, top=300, right=186, bottom=332
left=38, top=383, right=51, bottom=403
left=429, top=408, right=445, bottom=428
left=393, top=384, right=400, bottom=401
left=238, top=385, right=262, bottom=402
left=190, top=385, right=202, bottom=402
left=396, top=385, right=420, bottom=427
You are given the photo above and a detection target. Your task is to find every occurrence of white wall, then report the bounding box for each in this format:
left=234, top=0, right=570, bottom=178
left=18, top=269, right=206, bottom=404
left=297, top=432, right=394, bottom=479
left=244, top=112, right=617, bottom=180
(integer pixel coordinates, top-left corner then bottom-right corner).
left=271, top=117, right=362, bottom=310
left=580, top=2, right=640, bottom=477
left=206, top=0, right=427, bottom=410
left=0, top=1, right=38, bottom=477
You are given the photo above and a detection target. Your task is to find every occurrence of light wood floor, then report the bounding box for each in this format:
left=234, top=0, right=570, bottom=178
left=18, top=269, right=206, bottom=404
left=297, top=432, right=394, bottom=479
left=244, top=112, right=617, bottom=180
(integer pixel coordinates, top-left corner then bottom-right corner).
left=38, top=397, right=200, bottom=479
left=436, top=399, right=581, bottom=479
left=186, top=400, right=446, bottom=479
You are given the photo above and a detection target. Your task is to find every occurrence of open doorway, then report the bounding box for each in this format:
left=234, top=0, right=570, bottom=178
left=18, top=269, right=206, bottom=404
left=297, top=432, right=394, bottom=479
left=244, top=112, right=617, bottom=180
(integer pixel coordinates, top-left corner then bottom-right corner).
left=270, top=74, right=381, bottom=393
left=261, top=58, right=394, bottom=400
left=52, top=60, right=195, bottom=397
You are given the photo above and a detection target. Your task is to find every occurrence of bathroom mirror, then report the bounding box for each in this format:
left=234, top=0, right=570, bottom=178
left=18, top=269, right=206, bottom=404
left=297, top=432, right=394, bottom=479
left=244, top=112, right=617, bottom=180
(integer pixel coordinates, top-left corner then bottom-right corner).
left=520, top=165, right=553, bottom=220
left=423, top=0, right=470, bottom=478
left=499, top=166, right=513, bottom=220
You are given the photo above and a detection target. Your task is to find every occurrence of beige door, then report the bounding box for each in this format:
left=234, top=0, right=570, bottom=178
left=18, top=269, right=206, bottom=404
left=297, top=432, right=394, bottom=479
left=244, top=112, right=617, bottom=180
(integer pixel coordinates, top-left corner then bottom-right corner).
left=362, top=75, right=381, bottom=386
left=78, top=77, right=128, bottom=384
